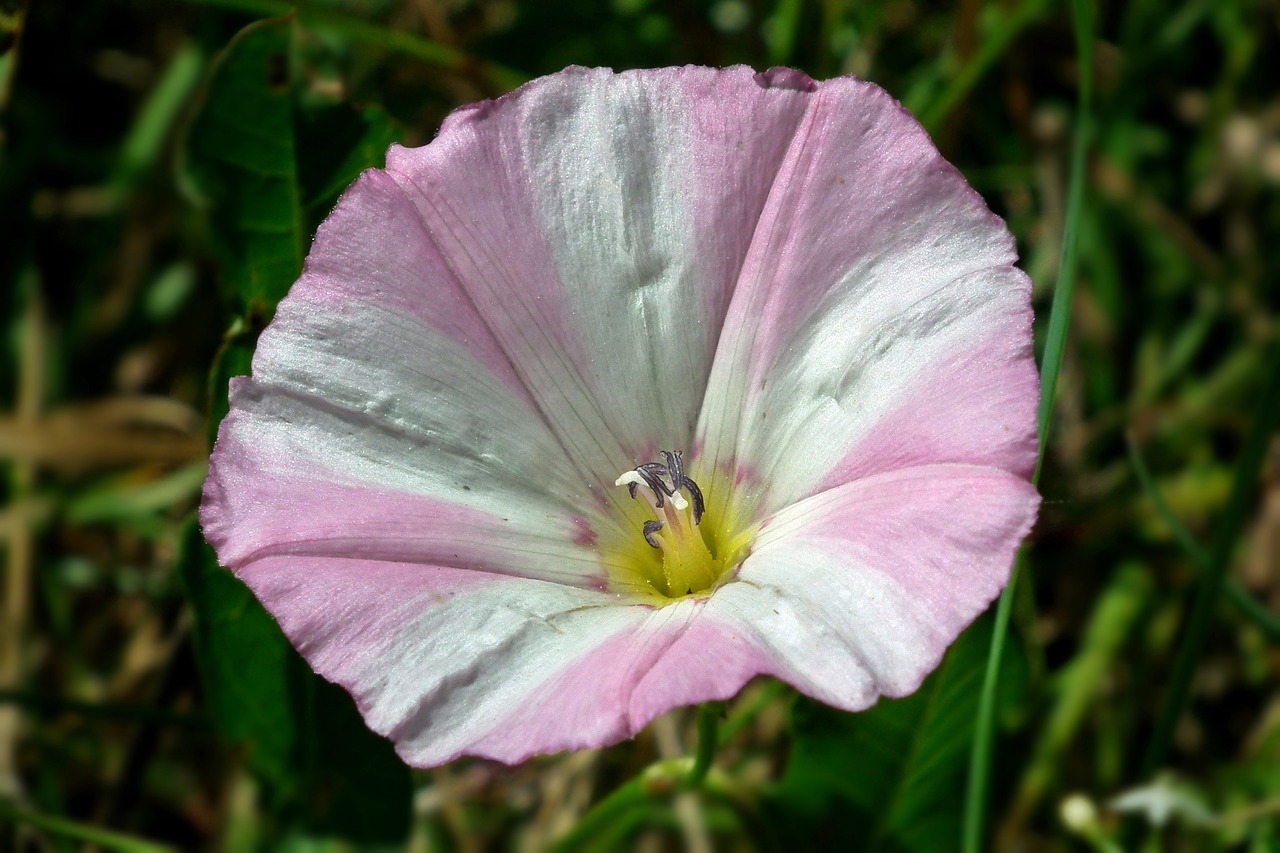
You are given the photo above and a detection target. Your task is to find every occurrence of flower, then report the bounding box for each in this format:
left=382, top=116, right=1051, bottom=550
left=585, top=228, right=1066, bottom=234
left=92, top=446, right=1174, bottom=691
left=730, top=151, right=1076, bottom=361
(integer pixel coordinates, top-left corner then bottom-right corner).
left=200, top=65, right=1040, bottom=768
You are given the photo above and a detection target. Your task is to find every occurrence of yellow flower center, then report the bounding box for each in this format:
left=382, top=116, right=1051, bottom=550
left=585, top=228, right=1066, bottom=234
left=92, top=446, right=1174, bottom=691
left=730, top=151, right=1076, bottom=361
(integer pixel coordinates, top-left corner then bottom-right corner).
left=609, top=451, right=752, bottom=601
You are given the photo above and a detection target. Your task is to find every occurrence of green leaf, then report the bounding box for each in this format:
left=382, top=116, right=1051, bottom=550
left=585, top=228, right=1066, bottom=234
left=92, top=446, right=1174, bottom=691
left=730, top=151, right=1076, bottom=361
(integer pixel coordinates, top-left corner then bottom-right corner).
left=184, top=15, right=305, bottom=316
left=769, top=616, right=1027, bottom=850
left=179, top=516, right=412, bottom=842
left=296, top=102, right=398, bottom=226
left=301, top=678, right=414, bottom=842
left=184, top=15, right=400, bottom=322
left=179, top=517, right=300, bottom=799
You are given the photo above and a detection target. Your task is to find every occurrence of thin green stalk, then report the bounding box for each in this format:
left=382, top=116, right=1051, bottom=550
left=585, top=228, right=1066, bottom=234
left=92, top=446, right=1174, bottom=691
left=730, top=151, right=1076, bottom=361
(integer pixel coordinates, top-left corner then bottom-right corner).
left=183, top=0, right=527, bottom=92
left=112, top=42, right=205, bottom=191
left=1127, top=438, right=1280, bottom=643
left=1127, top=437, right=1210, bottom=567
left=962, top=2, right=1093, bottom=850
left=1032, top=2, right=1092, bottom=480
left=918, top=0, right=1051, bottom=132
left=719, top=679, right=788, bottom=744
left=1222, top=580, right=1280, bottom=645
left=1139, top=345, right=1280, bottom=778
left=0, top=801, right=177, bottom=853
left=549, top=758, right=690, bottom=852
left=963, top=553, right=1021, bottom=853
left=556, top=702, right=722, bottom=849
left=685, top=702, right=721, bottom=789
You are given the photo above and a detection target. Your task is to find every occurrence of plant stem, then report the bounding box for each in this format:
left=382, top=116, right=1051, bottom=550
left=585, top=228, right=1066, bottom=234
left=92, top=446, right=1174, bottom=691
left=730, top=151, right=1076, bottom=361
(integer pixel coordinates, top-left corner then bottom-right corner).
left=686, top=702, right=721, bottom=789
left=549, top=758, right=689, bottom=852
left=962, top=1, right=1093, bottom=850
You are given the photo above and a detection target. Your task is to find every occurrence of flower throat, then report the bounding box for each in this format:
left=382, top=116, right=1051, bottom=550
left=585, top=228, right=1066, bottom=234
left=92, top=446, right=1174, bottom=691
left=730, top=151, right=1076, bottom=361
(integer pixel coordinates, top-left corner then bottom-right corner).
left=615, top=451, right=724, bottom=598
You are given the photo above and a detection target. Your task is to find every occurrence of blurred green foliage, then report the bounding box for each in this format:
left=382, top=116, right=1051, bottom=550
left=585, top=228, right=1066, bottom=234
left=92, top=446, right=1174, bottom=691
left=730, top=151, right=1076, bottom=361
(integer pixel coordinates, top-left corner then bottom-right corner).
left=771, top=615, right=1029, bottom=850
left=1, top=0, right=1279, bottom=849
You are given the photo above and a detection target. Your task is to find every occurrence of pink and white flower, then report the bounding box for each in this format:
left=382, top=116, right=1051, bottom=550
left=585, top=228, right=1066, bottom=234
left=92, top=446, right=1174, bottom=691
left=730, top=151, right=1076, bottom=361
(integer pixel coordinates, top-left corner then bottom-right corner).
left=201, top=66, right=1040, bottom=768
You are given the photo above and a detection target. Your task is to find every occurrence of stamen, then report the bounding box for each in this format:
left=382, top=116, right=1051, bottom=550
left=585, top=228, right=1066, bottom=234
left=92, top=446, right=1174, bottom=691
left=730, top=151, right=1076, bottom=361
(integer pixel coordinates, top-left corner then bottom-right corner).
left=617, top=451, right=703, bottom=537
left=614, top=451, right=723, bottom=599
left=615, top=452, right=702, bottom=523
left=661, top=451, right=684, bottom=487
left=683, top=477, right=705, bottom=525
left=642, top=520, right=664, bottom=548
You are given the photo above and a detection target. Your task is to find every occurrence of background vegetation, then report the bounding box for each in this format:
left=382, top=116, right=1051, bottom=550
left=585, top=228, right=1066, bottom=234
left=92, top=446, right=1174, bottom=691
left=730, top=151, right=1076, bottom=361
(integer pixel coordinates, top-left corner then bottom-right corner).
left=2, top=0, right=1278, bottom=849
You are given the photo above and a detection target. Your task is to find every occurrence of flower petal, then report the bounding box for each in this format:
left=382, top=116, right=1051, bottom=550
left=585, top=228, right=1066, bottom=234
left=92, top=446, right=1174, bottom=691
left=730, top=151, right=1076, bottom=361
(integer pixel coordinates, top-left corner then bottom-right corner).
left=239, top=552, right=771, bottom=765
left=691, top=464, right=1039, bottom=709
left=202, top=169, right=626, bottom=589
left=214, top=455, right=1035, bottom=767
left=384, top=66, right=815, bottom=487
left=695, top=76, right=1037, bottom=518
left=235, top=555, right=648, bottom=765
left=203, top=384, right=616, bottom=588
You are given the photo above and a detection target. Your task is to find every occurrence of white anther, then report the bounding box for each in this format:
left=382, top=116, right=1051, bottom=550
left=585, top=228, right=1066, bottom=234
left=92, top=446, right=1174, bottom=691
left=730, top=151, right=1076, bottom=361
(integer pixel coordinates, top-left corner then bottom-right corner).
left=615, top=471, right=647, bottom=489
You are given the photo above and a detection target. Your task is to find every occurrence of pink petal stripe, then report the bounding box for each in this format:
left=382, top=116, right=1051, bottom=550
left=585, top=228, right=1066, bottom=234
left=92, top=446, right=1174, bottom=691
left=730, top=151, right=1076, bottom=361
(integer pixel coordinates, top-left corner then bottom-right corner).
left=204, top=376, right=621, bottom=588
left=281, top=168, right=532, bottom=402
left=386, top=117, right=616, bottom=489
left=479, top=602, right=773, bottom=759
left=202, top=449, right=606, bottom=587
left=626, top=611, right=775, bottom=719
left=814, top=319, right=1040, bottom=492
left=729, top=77, right=1018, bottom=385
left=236, top=554, right=651, bottom=766
left=708, top=464, right=1039, bottom=709
left=697, top=74, right=1036, bottom=519
left=771, top=465, right=1039, bottom=619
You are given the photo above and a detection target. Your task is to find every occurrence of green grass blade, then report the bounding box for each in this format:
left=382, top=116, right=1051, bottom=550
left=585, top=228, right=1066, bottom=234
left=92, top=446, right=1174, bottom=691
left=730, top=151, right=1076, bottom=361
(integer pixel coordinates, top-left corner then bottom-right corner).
left=962, top=1, right=1094, bottom=850
left=1127, top=436, right=1212, bottom=569
left=1139, top=344, right=1280, bottom=777
left=1033, top=3, right=1093, bottom=476
left=1222, top=581, right=1280, bottom=645
left=112, top=42, right=205, bottom=191
left=1007, top=563, right=1152, bottom=828
left=1128, top=437, right=1280, bottom=643
left=183, top=0, right=527, bottom=92
left=917, top=0, right=1051, bottom=133
left=0, top=801, right=176, bottom=853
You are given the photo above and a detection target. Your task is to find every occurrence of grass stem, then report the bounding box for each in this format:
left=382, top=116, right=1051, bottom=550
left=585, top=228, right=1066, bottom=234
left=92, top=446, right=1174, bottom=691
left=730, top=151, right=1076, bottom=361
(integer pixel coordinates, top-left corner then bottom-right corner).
left=183, top=0, right=527, bottom=92
left=1139, top=345, right=1280, bottom=778
left=962, top=1, right=1093, bottom=850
